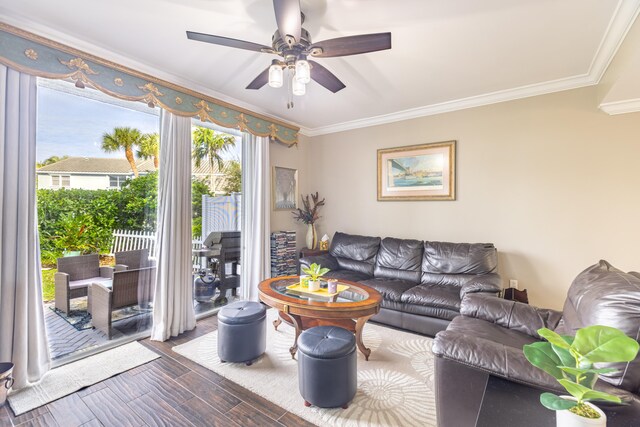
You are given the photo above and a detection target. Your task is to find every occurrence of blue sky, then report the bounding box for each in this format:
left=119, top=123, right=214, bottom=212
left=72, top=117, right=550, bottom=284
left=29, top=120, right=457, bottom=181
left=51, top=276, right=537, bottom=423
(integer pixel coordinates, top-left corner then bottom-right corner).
left=36, top=86, right=241, bottom=162
left=37, top=87, right=160, bottom=161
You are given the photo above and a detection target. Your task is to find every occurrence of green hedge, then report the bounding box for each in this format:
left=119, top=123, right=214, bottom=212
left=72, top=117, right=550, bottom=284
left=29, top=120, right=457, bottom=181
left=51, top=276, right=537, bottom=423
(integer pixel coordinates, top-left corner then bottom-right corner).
left=38, top=172, right=211, bottom=265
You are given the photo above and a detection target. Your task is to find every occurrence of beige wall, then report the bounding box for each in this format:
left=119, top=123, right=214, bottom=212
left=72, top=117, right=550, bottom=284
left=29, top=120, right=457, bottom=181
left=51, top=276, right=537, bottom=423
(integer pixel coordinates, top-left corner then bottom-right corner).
left=270, top=135, right=310, bottom=249
left=306, top=87, right=640, bottom=309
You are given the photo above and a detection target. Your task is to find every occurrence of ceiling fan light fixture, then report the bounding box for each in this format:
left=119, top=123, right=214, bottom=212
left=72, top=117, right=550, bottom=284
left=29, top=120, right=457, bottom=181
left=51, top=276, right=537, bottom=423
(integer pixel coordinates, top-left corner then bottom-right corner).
left=292, top=74, right=306, bottom=96
left=268, top=61, right=284, bottom=88
left=294, top=57, right=310, bottom=84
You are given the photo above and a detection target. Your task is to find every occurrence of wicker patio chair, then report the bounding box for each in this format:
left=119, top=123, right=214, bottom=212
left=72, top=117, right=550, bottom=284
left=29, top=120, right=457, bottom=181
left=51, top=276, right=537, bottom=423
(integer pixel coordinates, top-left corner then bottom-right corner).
left=114, top=248, right=150, bottom=270
left=90, top=266, right=157, bottom=339
left=55, top=254, right=114, bottom=314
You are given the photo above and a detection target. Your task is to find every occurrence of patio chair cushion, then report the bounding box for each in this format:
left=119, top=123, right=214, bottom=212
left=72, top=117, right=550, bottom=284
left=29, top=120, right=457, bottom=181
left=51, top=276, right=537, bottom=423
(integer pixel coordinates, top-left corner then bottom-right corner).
left=69, top=277, right=112, bottom=289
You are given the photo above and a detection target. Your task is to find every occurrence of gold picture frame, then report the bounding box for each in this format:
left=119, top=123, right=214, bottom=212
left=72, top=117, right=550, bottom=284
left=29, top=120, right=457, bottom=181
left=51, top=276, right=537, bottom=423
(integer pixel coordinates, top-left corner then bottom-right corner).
left=377, top=140, right=456, bottom=201
left=272, top=166, right=298, bottom=210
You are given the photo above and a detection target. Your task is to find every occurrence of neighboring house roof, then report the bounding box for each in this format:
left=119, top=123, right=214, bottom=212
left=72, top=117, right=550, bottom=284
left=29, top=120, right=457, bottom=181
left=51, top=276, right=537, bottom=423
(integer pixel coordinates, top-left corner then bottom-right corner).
left=36, top=156, right=232, bottom=176
left=37, top=157, right=155, bottom=174
left=192, top=160, right=230, bottom=176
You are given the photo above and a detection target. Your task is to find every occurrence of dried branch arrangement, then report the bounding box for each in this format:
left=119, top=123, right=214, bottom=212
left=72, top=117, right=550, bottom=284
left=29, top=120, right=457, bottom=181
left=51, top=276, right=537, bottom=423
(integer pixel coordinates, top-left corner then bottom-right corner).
left=292, top=192, right=325, bottom=225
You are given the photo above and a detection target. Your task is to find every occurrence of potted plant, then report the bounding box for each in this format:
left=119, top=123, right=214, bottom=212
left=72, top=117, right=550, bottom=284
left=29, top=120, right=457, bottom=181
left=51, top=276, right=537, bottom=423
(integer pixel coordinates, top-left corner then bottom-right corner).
left=292, top=192, right=325, bottom=250
left=301, top=263, right=330, bottom=291
left=523, top=325, right=639, bottom=427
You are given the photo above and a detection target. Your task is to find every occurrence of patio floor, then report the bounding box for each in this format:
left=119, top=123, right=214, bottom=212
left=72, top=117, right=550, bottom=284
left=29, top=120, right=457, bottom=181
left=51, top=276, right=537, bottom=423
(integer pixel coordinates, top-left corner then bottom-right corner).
left=44, top=297, right=234, bottom=360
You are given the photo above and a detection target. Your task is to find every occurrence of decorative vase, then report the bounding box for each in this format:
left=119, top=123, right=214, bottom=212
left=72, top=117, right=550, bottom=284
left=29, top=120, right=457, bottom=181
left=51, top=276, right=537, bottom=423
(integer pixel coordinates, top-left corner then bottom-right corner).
left=556, top=397, right=606, bottom=427
left=306, top=223, right=317, bottom=250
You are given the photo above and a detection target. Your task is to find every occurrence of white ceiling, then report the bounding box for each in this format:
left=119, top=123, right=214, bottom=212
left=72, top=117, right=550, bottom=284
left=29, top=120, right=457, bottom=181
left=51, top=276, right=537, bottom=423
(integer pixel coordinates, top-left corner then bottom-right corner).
left=1, top=0, right=639, bottom=135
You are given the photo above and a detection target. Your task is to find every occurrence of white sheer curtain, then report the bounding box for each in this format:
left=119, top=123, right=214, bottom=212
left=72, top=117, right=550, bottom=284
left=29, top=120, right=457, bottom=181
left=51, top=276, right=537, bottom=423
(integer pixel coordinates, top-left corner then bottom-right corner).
left=0, top=65, right=51, bottom=389
left=240, top=133, right=271, bottom=301
left=151, top=110, right=196, bottom=341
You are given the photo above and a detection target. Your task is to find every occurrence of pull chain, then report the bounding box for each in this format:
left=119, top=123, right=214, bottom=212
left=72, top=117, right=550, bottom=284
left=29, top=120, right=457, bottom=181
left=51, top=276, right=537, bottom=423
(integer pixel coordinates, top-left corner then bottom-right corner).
left=287, top=68, right=294, bottom=109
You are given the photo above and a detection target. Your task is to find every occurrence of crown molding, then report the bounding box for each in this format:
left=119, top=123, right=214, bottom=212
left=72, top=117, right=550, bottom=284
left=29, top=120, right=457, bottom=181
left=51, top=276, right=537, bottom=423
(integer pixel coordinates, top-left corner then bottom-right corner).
left=299, top=0, right=640, bottom=137
left=588, top=0, right=640, bottom=83
left=599, top=98, right=640, bottom=114
left=299, top=73, right=594, bottom=137
left=0, top=13, right=299, bottom=131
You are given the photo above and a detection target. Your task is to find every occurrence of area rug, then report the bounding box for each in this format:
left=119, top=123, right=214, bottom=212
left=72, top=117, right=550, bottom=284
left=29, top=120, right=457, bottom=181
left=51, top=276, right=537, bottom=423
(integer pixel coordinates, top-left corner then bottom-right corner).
left=173, top=309, right=437, bottom=427
left=7, top=341, right=159, bottom=415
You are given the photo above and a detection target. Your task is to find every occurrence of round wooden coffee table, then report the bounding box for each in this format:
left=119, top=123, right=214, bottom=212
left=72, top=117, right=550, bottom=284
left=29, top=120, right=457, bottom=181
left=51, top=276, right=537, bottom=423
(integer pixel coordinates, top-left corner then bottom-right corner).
left=258, top=276, right=382, bottom=360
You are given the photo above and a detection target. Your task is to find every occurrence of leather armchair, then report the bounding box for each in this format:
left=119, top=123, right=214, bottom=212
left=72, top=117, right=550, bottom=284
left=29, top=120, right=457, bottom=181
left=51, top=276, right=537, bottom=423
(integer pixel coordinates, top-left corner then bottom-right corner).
left=432, top=260, right=640, bottom=427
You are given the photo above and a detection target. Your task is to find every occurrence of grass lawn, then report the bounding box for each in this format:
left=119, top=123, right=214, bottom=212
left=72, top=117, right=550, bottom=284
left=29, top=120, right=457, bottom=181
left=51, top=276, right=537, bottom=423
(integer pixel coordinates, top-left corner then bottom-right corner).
left=42, top=268, right=56, bottom=302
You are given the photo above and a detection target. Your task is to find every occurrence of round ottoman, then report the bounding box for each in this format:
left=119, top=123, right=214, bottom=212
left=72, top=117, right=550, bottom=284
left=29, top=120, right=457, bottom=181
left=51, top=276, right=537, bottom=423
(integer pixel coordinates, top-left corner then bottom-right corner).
left=297, top=326, right=357, bottom=409
left=217, top=301, right=266, bottom=365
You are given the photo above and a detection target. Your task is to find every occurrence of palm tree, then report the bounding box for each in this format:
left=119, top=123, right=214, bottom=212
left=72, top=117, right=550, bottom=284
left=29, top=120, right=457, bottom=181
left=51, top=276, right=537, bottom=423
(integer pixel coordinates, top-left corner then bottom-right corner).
left=101, top=127, right=144, bottom=177
left=136, top=132, right=159, bottom=168
left=192, top=126, right=236, bottom=170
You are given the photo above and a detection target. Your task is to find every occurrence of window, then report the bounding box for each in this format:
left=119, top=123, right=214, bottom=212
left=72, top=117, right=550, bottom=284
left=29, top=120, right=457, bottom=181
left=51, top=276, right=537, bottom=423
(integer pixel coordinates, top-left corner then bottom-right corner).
left=109, top=175, right=127, bottom=188
left=37, top=78, right=160, bottom=362
left=51, top=174, right=70, bottom=189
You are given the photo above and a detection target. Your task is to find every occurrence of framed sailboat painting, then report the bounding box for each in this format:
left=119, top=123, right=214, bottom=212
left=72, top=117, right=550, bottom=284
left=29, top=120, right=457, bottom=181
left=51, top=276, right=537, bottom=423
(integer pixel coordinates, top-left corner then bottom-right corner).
left=377, top=140, right=456, bottom=201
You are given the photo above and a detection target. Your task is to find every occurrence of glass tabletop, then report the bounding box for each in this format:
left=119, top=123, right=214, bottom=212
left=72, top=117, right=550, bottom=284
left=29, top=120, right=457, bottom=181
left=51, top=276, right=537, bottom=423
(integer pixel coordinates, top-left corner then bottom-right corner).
left=269, top=277, right=368, bottom=303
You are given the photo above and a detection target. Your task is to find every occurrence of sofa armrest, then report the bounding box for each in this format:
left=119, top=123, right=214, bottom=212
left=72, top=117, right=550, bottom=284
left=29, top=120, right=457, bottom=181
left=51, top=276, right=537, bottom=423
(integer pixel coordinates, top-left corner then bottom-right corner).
left=99, top=266, right=115, bottom=279
left=460, top=273, right=502, bottom=298
left=299, top=253, right=339, bottom=271
left=114, top=264, right=128, bottom=272
left=460, top=293, right=562, bottom=339
left=432, top=329, right=636, bottom=403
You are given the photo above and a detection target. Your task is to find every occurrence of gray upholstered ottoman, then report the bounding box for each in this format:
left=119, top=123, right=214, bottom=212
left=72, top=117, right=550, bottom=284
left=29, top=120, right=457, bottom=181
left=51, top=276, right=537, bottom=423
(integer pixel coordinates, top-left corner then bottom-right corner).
left=298, top=326, right=357, bottom=409
left=217, top=301, right=266, bottom=365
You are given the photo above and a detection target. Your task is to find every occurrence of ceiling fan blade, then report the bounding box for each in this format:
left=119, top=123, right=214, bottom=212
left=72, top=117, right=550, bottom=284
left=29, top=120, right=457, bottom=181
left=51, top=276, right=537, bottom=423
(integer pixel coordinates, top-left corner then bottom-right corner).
left=309, top=61, right=346, bottom=93
left=187, top=31, right=273, bottom=53
left=246, top=67, right=270, bottom=90
left=309, top=32, right=391, bottom=58
left=273, top=0, right=301, bottom=43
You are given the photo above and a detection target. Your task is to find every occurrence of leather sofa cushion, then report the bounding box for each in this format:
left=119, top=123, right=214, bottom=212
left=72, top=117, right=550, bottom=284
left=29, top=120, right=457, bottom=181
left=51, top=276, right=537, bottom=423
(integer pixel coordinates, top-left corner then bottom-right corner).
left=446, top=315, right=538, bottom=349
left=383, top=300, right=459, bottom=321
left=421, top=242, right=497, bottom=280
left=401, top=283, right=461, bottom=312
left=329, top=232, right=380, bottom=276
left=323, top=269, right=372, bottom=282
left=558, top=260, right=640, bottom=393
left=359, top=278, right=417, bottom=302
left=373, top=237, right=423, bottom=283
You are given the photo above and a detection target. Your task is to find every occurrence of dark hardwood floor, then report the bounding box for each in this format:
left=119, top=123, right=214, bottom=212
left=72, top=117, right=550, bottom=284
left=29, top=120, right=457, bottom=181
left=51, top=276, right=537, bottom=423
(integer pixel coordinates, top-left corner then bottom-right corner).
left=0, top=315, right=316, bottom=427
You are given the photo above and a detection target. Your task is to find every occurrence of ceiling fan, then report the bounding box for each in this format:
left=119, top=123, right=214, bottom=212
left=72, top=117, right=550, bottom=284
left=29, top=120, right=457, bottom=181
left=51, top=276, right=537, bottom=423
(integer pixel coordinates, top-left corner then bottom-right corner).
left=187, top=0, right=391, bottom=107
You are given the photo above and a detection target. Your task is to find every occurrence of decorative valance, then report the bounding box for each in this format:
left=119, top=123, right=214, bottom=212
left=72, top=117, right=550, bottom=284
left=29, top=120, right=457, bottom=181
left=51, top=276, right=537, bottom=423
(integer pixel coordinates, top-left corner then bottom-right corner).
left=0, top=23, right=299, bottom=145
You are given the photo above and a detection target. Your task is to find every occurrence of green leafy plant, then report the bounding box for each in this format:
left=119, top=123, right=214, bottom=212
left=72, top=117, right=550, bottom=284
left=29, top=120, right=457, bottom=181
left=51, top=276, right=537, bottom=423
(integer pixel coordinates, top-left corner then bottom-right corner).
left=301, top=263, right=330, bottom=281
left=524, top=325, right=639, bottom=419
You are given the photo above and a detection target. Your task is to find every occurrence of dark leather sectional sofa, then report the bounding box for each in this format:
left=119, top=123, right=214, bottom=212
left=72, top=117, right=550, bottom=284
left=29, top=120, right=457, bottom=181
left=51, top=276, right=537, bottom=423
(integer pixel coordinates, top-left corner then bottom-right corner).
left=300, top=231, right=502, bottom=336
left=432, top=260, right=640, bottom=426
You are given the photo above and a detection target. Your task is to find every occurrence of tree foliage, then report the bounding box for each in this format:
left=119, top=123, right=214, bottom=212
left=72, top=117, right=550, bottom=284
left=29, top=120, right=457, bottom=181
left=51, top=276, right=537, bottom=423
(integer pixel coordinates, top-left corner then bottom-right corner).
left=222, top=160, right=242, bottom=195
left=136, top=132, right=159, bottom=168
left=192, top=126, right=236, bottom=169
left=37, top=171, right=215, bottom=265
left=192, top=178, right=213, bottom=238
left=101, top=127, right=145, bottom=176
left=37, top=155, right=69, bottom=168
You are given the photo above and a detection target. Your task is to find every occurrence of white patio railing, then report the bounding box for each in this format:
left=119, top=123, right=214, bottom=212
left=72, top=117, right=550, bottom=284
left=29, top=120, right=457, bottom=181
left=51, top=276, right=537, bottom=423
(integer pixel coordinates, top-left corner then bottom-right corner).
left=110, top=230, right=202, bottom=265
